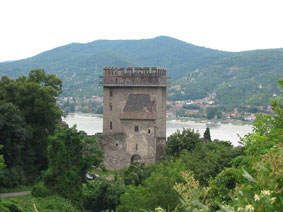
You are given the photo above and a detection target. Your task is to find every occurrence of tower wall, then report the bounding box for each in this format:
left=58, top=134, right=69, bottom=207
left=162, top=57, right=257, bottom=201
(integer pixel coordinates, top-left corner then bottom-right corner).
left=98, top=67, right=168, bottom=170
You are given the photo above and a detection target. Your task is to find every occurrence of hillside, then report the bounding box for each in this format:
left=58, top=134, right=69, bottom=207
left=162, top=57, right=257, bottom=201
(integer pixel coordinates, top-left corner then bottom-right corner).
left=0, top=36, right=282, bottom=105
left=174, top=49, right=283, bottom=105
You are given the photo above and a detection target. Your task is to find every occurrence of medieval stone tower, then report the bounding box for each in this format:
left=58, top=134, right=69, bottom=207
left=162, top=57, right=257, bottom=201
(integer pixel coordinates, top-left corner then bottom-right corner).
left=97, top=67, right=168, bottom=170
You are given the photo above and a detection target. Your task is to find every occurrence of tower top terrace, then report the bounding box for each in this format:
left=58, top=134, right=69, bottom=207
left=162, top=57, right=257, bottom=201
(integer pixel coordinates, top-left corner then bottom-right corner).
left=100, top=67, right=169, bottom=87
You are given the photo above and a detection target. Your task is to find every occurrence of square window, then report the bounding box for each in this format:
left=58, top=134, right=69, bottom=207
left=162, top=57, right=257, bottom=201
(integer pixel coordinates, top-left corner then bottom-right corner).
left=135, top=126, right=139, bottom=132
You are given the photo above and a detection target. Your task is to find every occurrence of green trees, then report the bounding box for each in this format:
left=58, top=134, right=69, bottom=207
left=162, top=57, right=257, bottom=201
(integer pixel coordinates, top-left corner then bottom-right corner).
left=118, top=159, right=186, bottom=212
left=0, top=145, right=5, bottom=178
left=123, top=162, right=152, bottom=186
left=206, top=107, right=221, bottom=120
left=43, top=126, right=103, bottom=208
left=0, top=70, right=63, bottom=185
left=84, top=178, right=125, bottom=211
left=231, top=144, right=283, bottom=212
left=203, top=127, right=211, bottom=141
left=0, top=102, right=32, bottom=187
left=180, top=141, right=243, bottom=186
left=165, top=128, right=202, bottom=157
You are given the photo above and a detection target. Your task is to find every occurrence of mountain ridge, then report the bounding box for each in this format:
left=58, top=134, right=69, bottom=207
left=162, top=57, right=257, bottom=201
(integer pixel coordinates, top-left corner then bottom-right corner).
left=0, top=36, right=282, bottom=105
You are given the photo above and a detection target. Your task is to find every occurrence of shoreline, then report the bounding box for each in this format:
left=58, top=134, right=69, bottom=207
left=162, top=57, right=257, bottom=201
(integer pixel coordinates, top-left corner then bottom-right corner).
left=167, top=116, right=253, bottom=126
left=65, top=112, right=253, bottom=126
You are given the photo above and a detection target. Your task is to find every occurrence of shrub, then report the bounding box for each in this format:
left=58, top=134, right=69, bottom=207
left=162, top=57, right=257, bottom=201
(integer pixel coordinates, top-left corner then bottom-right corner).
left=32, top=182, right=51, bottom=197
left=208, top=167, right=244, bottom=210
left=84, top=179, right=125, bottom=211
left=231, top=143, right=283, bottom=212
left=2, top=199, right=23, bottom=212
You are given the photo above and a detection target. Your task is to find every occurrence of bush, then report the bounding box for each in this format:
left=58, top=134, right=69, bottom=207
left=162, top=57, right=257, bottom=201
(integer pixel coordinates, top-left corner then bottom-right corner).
left=117, top=159, right=186, bottom=212
left=1, top=167, right=26, bottom=188
left=165, top=128, right=202, bottom=157
left=1, top=195, right=80, bottom=212
left=123, top=162, right=152, bottom=186
left=208, top=167, right=244, bottom=210
left=32, top=182, right=51, bottom=197
left=84, top=179, right=125, bottom=211
left=231, top=143, right=283, bottom=212
left=2, top=199, right=23, bottom=212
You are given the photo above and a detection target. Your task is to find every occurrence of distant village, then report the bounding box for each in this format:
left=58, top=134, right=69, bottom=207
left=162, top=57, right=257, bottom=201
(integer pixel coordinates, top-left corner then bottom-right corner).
left=57, top=92, right=273, bottom=122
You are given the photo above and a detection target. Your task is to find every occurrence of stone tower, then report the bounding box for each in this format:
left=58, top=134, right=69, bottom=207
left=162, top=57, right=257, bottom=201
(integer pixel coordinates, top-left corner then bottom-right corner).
left=97, top=67, right=168, bottom=170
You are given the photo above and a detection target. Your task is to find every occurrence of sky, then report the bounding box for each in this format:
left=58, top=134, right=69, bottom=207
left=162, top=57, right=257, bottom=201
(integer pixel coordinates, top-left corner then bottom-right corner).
left=1, top=0, right=283, bottom=62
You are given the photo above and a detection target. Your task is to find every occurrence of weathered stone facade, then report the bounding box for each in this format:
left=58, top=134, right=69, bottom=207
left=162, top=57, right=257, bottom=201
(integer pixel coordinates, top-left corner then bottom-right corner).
left=96, top=67, right=168, bottom=170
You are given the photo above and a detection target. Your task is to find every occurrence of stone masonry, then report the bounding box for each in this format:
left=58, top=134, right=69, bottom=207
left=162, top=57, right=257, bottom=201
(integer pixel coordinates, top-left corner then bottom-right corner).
left=96, top=67, right=168, bottom=170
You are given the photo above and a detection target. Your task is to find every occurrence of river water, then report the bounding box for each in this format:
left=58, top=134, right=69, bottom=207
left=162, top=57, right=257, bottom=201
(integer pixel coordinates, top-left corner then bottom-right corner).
left=63, top=113, right=253, bottom=146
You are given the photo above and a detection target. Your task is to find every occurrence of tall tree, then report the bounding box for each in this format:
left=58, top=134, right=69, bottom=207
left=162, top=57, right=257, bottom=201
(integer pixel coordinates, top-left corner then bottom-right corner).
left=0, top=102, right=33, bottom=186
left=44, top=126, right=103, bottom=208
left=0, top=69, right=63, bottom=183
left=203, top=127, right=212, bottom=141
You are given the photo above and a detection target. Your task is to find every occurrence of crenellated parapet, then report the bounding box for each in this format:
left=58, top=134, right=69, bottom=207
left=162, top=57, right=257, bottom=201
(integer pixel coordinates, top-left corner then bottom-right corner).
left=101, top=67, right=168, bottom=87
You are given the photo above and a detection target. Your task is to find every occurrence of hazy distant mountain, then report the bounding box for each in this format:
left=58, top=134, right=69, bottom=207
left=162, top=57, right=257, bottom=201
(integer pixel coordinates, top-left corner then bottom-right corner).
left=0, top=36, right=282, bottom=105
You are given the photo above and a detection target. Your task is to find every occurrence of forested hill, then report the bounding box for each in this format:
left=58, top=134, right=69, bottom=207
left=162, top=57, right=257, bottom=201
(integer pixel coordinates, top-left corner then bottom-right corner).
left=0, top=36, right=282, bottom=105
left=174, top=49, right=283, bottom=105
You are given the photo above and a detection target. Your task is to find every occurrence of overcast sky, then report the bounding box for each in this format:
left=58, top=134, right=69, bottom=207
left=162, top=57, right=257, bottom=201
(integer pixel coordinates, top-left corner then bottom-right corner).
left=0, top=0, right=283, bottom=62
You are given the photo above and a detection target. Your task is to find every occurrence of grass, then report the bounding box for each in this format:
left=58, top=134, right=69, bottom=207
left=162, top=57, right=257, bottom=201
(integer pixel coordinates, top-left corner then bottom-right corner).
left=2, top=194, right=82, bottom=212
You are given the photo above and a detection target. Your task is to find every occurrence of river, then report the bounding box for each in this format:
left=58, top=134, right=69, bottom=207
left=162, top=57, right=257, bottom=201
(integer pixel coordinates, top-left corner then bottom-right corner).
left=63, top=113, right=253, bottom=146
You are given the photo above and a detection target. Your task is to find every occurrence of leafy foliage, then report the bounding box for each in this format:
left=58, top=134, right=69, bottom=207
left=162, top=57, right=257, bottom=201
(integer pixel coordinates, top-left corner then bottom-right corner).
left=0, top=102, right=32, bottom=187
left=117, top=159, right=186, bottom=212
left=32, top=182, right=51, bottom=197
left=0, top=70, right=63, bottom=185
left=238, top=79, right=283, bottom=171
left=208, top=167, right=244, bottom=209
left=180, top=141, right=244, bottom=186
left=43, top=126, right=103, bottom=208
left=165, top=128, right=202, bottom=157
left=123, top=162, right=153, bottom=186
left=1, top=195, right=80, bottom=212
left=0, top=199, right=22, bottom=212
left=174, top=172, right=210, bottom=212
left=0, top=145, right=5, bottom=177
left=84, top=178, right=125, bottom=212
left=203, top=127, right=211, bottom=142
left=229, top=143, right=283, bottom=212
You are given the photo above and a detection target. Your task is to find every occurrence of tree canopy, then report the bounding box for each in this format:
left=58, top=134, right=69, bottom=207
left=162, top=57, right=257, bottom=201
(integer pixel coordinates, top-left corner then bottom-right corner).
left=0, top=69, right=63, bottom=185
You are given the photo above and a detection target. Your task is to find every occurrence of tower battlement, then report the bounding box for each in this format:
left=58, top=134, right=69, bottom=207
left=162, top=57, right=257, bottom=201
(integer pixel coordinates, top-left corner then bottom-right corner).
left=104, top=67, right=167, bottom=76
left=101, top=67, right=168, bottom=87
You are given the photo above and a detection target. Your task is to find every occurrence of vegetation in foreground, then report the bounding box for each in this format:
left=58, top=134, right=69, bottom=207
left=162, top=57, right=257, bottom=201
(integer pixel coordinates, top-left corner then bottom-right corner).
left=0, top=71, right=282, bottom=212
left=1, top=194, right=80, bottom=212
